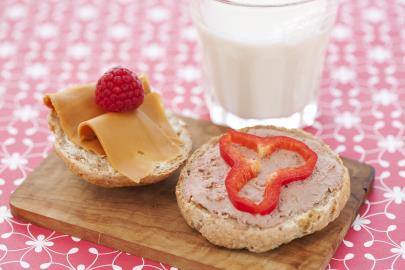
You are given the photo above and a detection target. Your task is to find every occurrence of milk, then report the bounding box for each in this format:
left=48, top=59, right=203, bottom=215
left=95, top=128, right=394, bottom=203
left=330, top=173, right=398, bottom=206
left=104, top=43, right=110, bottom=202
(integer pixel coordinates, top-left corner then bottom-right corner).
left=191, top=0, right=338, bottom=127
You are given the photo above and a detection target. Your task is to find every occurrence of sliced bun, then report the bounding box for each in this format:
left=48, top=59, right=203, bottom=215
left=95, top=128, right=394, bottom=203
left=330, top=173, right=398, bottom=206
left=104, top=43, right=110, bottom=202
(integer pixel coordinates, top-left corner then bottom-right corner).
left=176, top=125, right=350, bottom=252
left=49, top=112, right=192, bottom=187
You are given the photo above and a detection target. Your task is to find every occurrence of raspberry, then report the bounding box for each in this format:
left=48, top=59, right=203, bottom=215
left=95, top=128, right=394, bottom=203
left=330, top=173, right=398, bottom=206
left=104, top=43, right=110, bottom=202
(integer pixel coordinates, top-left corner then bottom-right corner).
left=95, top=67, right=144, bottom=112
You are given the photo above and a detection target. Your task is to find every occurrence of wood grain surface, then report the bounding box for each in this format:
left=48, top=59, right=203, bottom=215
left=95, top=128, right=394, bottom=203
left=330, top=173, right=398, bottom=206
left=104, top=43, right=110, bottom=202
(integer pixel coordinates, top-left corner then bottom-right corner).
left=10, top=116, right=374, bottom=270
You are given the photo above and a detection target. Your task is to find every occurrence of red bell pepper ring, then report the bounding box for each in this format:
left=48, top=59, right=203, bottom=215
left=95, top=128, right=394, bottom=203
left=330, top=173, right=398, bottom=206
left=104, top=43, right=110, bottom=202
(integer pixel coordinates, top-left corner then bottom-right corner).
left=219, top=130, right=318, bottom=215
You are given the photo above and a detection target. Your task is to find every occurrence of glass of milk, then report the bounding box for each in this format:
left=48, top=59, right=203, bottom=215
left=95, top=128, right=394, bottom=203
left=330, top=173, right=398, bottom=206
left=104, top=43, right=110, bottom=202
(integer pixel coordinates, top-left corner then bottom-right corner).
left=191, top=0, right=339, bottom=128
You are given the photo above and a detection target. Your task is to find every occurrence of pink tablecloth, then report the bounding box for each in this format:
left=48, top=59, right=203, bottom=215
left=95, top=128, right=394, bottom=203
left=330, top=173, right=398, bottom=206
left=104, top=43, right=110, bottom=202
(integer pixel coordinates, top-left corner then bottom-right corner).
left=0, top=0, right=404, bottom=269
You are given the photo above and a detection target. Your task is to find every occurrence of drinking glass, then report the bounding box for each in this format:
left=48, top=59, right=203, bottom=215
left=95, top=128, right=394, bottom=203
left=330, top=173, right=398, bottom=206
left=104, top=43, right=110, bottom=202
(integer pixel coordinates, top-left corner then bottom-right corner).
left=190, top=0, right=339, bottom=128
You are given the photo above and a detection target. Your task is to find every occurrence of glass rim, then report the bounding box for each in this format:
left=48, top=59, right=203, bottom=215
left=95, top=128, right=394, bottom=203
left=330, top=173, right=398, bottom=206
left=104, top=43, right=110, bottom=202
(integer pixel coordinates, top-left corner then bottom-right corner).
left=210, top=0, right=319, bottom=8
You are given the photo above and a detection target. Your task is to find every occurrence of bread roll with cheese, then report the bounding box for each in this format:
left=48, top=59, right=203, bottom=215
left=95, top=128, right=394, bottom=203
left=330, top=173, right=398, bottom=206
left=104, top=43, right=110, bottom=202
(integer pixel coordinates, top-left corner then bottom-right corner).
left=49, top=112, right=191, bottom=187
left=176, top=126, right=350, bottom=252
left=45, top=78, right=192, bottom=188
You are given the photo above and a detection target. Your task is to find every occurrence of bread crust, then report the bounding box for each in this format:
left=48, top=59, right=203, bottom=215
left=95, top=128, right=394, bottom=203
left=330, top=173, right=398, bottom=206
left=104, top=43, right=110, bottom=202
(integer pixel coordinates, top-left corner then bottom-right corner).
left=176, top=125, right=350, bottom=253
left=49, top=112, right=192, bottom=188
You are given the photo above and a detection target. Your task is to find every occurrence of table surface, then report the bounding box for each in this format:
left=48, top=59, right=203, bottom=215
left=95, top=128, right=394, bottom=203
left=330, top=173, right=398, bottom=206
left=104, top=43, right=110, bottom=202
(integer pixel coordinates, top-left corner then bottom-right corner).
left=0, top=0, right=404, bottom=269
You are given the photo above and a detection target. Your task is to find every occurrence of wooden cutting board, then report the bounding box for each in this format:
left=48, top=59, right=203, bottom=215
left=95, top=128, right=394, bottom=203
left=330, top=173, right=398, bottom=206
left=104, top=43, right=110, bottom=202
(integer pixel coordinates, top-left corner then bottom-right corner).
left=10, top=116, right=374, bottom=270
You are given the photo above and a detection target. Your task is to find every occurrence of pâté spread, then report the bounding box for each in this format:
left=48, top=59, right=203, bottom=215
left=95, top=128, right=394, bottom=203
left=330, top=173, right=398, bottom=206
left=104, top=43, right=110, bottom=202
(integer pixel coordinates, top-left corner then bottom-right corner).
left=183, top=128, right=345, bottom=228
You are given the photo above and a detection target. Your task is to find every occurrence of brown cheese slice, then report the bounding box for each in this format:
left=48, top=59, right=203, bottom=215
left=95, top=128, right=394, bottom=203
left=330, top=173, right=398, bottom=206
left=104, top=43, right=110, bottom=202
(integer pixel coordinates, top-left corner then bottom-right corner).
left=44, top=84, right=105, bottom=154
left=44, top=83, right=183, bottom=181
left=139, top=91, right=183, bottom=145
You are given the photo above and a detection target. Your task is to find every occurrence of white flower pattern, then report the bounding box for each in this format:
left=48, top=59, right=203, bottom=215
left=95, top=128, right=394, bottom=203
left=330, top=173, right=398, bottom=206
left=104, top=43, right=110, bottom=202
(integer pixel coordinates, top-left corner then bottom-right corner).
left=1, top=152, right=28, bottom=170
left=378, top=136, right=404, bottom=153
left=25, top=235, right=54, bottom=253
left=391, top=242, right=405, bottom=260
left=0, top=206, right=12, bottom=223
left=384, top=187, right=405, bottom=204
left=334, top=112, right=361, bottom=129
left=13, top=105, right=39, bottom=122
left=352, top=214, right=371, bottom=231
left=372, top=90, right=398, bottom=106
